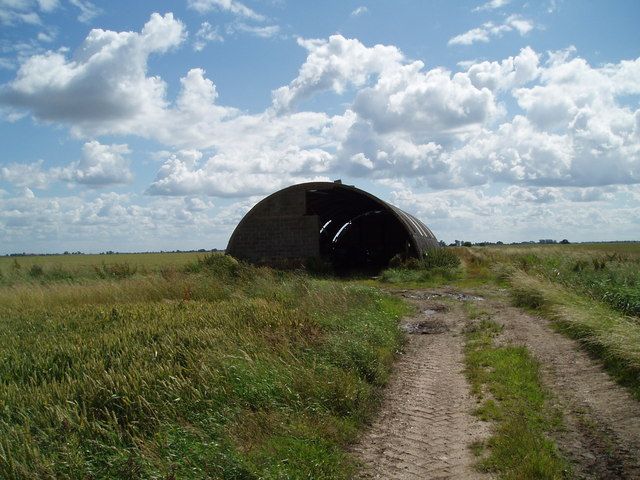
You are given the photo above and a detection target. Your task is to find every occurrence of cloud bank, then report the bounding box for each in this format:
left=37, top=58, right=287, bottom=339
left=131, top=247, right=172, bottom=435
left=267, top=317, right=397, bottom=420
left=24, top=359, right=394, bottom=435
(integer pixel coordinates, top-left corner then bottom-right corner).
left=0, top=13, right=639, bottom=249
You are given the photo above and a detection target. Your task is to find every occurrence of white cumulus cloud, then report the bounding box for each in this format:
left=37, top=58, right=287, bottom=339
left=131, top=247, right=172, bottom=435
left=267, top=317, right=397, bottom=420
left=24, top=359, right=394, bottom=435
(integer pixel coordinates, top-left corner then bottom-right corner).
left=351, top=62, right=499, bottom=137
left=465, top=46, right=540, bottom=91
left=187, top=0, right=265, bottom=21
left=57, top=141, right=133, bottom=186
left=448, top=15, right=534, bottom=46
left=272, top=35, right=404, bottom=112
left=0, top=12, right=185, bottom=130
left=0, top=159, right=50, bottom=188
left=0, top=141, right=133, bottom=188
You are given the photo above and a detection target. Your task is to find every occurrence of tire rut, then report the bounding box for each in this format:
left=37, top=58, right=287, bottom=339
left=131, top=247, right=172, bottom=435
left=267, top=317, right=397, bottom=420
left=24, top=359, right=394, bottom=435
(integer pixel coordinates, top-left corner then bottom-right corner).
left=487, top=295, right=640, bottom=479
left=352, top=292, right=490, bottom=479
left=353, top=287, right=640, bottom=479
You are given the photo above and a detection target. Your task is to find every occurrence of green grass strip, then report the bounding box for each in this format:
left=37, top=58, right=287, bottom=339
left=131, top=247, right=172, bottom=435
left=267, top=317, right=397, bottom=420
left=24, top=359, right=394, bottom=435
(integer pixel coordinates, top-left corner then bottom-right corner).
left=464, top=314, right=570, bottom=479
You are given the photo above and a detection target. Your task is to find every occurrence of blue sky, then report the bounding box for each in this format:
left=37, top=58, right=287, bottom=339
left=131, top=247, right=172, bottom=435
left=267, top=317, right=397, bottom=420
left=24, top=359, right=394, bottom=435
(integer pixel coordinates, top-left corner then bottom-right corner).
left=0, top=0, right=639, bottom=253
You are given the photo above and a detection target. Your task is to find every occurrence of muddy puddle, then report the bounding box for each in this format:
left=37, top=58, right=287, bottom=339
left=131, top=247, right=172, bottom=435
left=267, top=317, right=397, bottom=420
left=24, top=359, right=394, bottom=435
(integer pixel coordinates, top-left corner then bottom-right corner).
left=400, top=290, right=484, bottom=302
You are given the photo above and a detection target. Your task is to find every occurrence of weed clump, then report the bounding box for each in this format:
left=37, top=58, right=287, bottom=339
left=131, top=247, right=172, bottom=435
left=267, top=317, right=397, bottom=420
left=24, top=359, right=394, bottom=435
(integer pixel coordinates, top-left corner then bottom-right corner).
left=517, top=253, right=541, bottom=272
left=382, top=248, right=461, bottom=285
left=94, top=261, right=137, bottom=279
left=184, top=253, right=241, bottom=277
left=44, top=266, right=76, bottom=282
left=572, top=259, right=589, bottom=272
left=388, top=248, right=460, bottom=271
left=511, top=285, right=547, bottom=310
left=28, top=264, right=44, bottom=278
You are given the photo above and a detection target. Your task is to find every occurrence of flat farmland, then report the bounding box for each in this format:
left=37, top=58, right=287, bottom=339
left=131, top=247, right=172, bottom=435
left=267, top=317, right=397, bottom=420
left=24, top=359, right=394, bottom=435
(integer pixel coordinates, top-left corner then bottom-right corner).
left=0, top=253, right=407, bottom=479
left=1, top=244, right=639, bottom=479
left=0, top=251, right=204, bottom=273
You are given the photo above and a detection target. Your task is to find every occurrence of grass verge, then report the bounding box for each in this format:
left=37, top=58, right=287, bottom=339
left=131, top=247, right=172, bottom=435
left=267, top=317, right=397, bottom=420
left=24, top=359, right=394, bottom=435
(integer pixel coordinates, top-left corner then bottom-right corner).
left=0, top=254, right=409, bottom=479
left=464, top=305, right=570, bottom=479
left=509, top=271, right=640, bottom=400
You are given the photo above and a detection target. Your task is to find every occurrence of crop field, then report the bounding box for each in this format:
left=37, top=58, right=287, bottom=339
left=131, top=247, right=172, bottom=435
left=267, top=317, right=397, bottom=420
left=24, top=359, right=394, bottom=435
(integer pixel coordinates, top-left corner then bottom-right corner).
left=0, top=254, right=408, bottom=479
left=0, top=252, right=204, bottom=285
left=1, top=243, right=639, bottom=479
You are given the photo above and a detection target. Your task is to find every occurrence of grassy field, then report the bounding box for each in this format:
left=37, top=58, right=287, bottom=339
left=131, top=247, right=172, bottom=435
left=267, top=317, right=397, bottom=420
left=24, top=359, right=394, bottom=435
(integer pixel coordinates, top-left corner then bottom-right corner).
left=477, top=243, right=640, bottom=316
left=2, top=243, right=638, bottom=478
left=0, top=254, right=408, bottom=479
left=0, top=252, right=204, bottom=286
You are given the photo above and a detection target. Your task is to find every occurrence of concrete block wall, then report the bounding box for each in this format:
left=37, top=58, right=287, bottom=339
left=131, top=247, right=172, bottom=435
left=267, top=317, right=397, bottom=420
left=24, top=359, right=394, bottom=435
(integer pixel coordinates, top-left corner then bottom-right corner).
left=254, top=188, right=306, bottom=217
left=229, top=214, right=320, bottom=262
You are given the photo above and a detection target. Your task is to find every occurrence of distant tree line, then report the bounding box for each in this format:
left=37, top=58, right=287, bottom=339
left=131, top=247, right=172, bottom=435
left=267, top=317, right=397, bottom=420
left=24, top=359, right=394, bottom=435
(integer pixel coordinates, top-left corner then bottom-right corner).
left=446, top=239, right=573, bottom=247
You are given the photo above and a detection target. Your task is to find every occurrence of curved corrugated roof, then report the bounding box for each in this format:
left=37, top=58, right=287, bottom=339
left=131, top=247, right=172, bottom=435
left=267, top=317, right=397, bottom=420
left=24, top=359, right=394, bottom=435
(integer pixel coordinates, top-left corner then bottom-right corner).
left=227, top=181, right=439, bottom=262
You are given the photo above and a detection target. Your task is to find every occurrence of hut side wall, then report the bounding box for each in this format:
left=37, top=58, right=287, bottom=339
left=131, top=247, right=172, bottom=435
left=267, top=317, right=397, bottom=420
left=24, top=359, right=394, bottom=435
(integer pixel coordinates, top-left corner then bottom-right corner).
left=229, top=215, right=320, bottom=262
left=228, top=188, right=320, bottom=262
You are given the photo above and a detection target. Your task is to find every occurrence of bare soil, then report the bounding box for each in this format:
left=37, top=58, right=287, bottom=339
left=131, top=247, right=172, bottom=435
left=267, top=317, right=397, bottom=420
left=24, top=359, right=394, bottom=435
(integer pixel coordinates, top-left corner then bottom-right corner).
left=353, top=287, right=640, bottom=479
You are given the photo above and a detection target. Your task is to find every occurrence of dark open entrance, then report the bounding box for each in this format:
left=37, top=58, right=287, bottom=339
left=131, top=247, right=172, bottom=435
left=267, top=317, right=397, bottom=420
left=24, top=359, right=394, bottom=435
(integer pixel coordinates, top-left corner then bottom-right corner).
left=306, top=188, right=415, bottom=270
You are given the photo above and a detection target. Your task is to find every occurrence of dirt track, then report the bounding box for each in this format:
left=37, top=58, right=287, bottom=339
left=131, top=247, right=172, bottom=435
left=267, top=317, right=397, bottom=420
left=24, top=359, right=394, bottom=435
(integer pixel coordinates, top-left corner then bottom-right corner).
left=494, top=299, right=640, bottom=479
left=352, top=288, right=640, bottom=479
left=351, top=291, right=490, bottom=479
